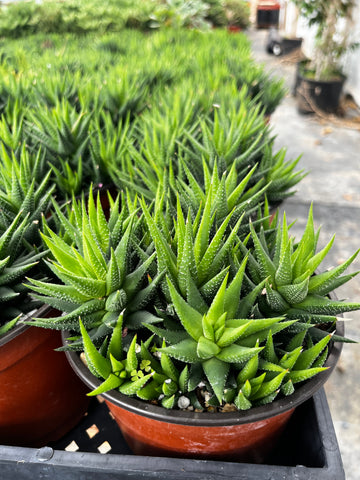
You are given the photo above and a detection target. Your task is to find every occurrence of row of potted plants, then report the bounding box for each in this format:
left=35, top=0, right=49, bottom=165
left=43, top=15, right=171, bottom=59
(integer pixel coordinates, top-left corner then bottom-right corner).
left=0, top=0, right=251, bottom=37
left=0, top=23, right=359, bottom=462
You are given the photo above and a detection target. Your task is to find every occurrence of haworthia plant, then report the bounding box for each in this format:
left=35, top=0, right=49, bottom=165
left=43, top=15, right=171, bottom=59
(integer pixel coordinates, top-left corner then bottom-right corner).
left=0, top=211, right=45, bottom=335
left=27, top=188, right=163, bottom=346
left=243, top=205, right=360, bottom=342
left=77, top=267, right=332, bottom=411
left=0, top=143, right=54, bottom=246
left=140, top=190, right=245, bottom=305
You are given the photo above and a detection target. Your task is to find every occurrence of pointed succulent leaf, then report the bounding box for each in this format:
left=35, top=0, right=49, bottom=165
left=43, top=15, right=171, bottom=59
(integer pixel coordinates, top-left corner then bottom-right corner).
left=263, top=330, right=278, bottom=363
left=161, top=395, right=176, bottom=409
left=145, top=324, right=189, bottom=344
left=250, top=222, right=276, bottom=279
left=119, top=373, right=154, bottom=396
left=167, top=278, right=203, bottom=341
left=259, top=359, right=286, bottom=373
left=178, top=216, right=197, bottom=297
left=223, top=254, right=248, bottom=319
left=206, top=274, right=228, bottom=325
left=162, top=379, right=178, bottom=397
left=0, top=315, right=20, bottom=335
left=87, top=373, right=123, bottom=397
left=312, top=346, right=329, bottom=367
left=216, top=345, right=263, bottom=363
left=124, top=252, right=157, bottom=298
left=279, top=346, right=303, bottom=370
left=305, top=236, right=335, bottom=277
left=217, top=322, right=251, bottom=348
left=265, top=282, right=290, bottom=312
left=197, top=211, right=233, bottom=283
left=27, top=278, right=89, bottom=304
left=125, top=335, right=139, bottom=373
left=107, top=312, right=124, bottom=360
left=186, top=272, right=208, bottom=313
left=281, top=379, right=295, bottom=396
left=295, top=295, right=360, bottom=315
left=105, top=248, right=122, bottom=295
left=277, top=276, right=310, bottom=305
left=202, top=357, right=230, bottom=404
left=236, top=342, right=261, bottom=384
left=254, top=389, right=280, bottom=406
left=79, top=319, right=111, bottom=379
left=236, top=278, right=267, bottom=318
left=160, top=351, right=179, bottom=382
left=202, top=314, right=215, bottom=342
left=179, top=366, right=189, bottom=393
left=294, top=334, right=332, bottom=370
left=240, top=320, right=297, bottom=347
left=289, top=367, right=328, bottom=384
left=51, top=265, right=106, bottom=298
left=308, top=249, right=360, bottom=295
left=227, top=316, right=285, bottom=338
left=250, top=370, right=288, bottom=401
left=235, top=390, right=252, bottom=410
left=197, top=336, right=221, bottom=359
left=275, top=242, right=292, bottom=287
left=159, top=339, right=200, bottom=363
left=194, top=186, right=213, bottom=265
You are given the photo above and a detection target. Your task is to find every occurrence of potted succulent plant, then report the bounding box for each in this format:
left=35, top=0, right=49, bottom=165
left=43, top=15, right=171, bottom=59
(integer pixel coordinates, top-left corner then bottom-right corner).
left=291, top=0, right=357, bottom=113
left=224, top=0, right=251, bottom=32
left=0, top=149, right=90, bottom=447
left=27, top=186, right=360, bottom=462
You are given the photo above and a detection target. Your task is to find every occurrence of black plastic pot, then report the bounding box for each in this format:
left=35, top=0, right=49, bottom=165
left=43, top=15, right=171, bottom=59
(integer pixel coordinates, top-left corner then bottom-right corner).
left=295, top=61, right=346, bottom=114
left=266, top=29, right=303, bottom=56
left=0, top=388, right=345, bottom=479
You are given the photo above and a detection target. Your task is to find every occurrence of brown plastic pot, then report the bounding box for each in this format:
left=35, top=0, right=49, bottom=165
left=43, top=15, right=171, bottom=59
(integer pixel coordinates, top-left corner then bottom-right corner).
left=64, top=321, right=343, bottom=463
left=0, top=306, right=90, bottom=447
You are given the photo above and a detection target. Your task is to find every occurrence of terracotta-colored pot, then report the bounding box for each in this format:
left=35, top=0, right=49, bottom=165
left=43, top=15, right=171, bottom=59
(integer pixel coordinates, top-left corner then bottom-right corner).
left=227, top=25, right=242, bottom=33
left=104, top=400, right=293, bottom=462
left=0, top=307, right=90, bottom=447
left=64, top=321, right=343, bottom=463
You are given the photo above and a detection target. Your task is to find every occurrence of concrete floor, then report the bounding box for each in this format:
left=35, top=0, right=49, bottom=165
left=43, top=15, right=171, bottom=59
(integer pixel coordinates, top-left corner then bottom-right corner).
left=248, top=28, right=360, bottom=480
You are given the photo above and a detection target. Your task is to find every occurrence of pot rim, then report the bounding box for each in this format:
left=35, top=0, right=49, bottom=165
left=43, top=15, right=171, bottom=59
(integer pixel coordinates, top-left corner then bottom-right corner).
left=63, top=321, right=344, bottom=427
left=297, top=59, right=346, bottom=85
left=0, top=304, right=53, bottom=347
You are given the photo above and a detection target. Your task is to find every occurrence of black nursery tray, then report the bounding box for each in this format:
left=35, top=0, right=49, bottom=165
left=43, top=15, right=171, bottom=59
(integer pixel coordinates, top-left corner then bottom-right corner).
left=0, top=388, right=344, bottom=480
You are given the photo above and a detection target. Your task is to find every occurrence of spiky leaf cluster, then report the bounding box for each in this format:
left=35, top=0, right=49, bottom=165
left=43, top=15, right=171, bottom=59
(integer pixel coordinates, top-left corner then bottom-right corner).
left=27, top=188, right=163, bottom=346
left=176, top=157, right=269, bottom=229
left=0, top=143, right=54, bottom=246
left=0, top=211, right=45, bottom=335
left=155, top=273, right=331, bottom=409
left=245, top=205, right=360, bottom=341
left=140, top=190, right=246, bottom=306
left=77, top=265, right=332, bottom=411
left=79, top=314, right=193, bottom=410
